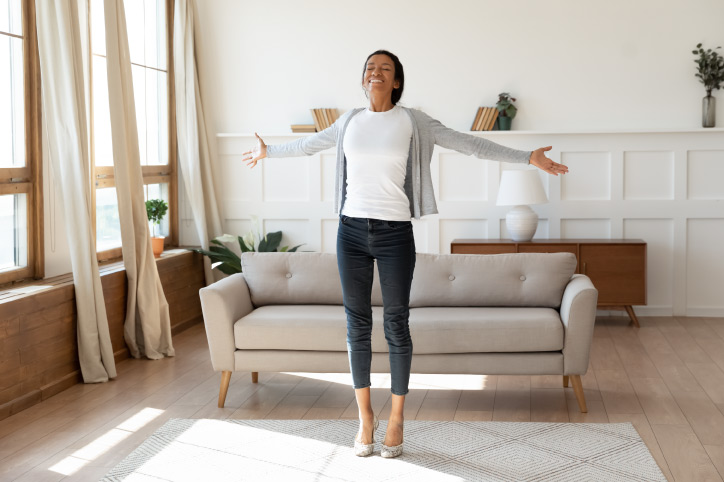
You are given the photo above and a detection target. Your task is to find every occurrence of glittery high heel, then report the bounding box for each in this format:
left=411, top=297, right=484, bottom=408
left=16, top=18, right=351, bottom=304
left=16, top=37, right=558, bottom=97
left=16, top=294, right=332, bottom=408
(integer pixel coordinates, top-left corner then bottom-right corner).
left=354, top=414, right=378, bottom=457
left=381, top=421, right=404, bottom=458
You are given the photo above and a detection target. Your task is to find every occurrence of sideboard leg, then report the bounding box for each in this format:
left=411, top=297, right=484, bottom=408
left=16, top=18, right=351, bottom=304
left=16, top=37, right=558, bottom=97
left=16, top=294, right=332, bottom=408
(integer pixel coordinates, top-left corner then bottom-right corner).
left=571, top=375, right=588, bottom=413
left=251, top=371, right=259, bottom=383
left=563, top=375, right=569, bottom=388
left=625, top=306, right=640, bottom=328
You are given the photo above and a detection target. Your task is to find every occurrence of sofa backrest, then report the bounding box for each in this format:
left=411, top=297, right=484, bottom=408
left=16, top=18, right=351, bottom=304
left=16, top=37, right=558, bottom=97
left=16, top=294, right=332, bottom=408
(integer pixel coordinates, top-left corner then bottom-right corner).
left=240, top=252, right=381, bottom=307
left=240, top=251, right=576, bottom=308
left=409, top=252, right=576, bottom=308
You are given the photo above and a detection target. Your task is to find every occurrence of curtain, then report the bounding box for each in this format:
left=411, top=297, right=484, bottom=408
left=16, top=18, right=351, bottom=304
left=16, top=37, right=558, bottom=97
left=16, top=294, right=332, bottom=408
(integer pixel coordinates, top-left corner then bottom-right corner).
left=35, top=0, right=117, bottom=382
left=173, top=0, right=224, bottom=285
left=103, top=0, right=174, bottom=359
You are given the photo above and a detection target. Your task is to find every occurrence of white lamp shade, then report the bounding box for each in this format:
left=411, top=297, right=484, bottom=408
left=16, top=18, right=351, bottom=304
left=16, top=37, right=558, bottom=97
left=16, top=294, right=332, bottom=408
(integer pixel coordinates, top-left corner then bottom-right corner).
left=496, top=169, right=548, bottom=206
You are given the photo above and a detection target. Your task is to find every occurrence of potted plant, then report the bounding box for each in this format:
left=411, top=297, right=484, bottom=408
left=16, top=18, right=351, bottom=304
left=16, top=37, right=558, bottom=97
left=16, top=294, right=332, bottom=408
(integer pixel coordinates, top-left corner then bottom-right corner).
left=495, top=92, right=518, bottom=130
left=188, top=215, right=305, bottom=275
left=145, top=198, right=168, bottom=257
left=692, top=43, right=724, bottom=127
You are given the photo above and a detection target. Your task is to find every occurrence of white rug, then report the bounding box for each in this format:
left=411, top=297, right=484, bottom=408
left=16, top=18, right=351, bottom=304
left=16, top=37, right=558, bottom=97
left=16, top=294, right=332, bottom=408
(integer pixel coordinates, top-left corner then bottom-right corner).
left=102, top=419, right=667, bottom=481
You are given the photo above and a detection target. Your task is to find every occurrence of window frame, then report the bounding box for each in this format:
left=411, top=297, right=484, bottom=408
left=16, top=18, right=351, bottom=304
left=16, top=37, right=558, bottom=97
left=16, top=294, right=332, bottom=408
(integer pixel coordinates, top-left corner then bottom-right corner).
left=0, top=0, right=44, bottom=286
left=89, top=0, right=178, bottom=263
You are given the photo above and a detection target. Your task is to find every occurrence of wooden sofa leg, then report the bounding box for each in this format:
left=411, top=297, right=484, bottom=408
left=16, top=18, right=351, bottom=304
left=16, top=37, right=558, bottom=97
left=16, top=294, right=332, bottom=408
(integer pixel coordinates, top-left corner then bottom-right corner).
left=251, top=372, right=258, bottom=383
left=563, top=375, right=569, bottom=387
left=218, top=371, right=232, bottom=408
left=571, top=375, right=587, bottom=413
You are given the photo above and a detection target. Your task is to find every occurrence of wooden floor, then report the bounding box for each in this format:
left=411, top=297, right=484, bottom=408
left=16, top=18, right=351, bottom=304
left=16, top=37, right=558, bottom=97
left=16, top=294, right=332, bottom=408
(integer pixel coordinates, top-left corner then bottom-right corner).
left=1, top=316, right=724, bottom=481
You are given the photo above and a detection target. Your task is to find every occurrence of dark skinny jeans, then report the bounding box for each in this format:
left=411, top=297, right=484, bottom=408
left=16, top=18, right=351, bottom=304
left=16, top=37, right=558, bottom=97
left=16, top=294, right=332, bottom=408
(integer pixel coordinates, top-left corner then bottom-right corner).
left=336, top=214, right=416, bottom=396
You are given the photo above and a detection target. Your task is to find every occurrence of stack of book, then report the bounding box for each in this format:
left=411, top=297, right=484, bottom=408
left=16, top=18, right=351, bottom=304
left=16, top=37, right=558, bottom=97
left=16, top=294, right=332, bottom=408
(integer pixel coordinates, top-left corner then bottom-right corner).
left=312, top=108, right=339, bottom=131
left=290, top=108, right=340, bottom=133
left=290, top=124, right=316, bottom=133
left=470, top=107, right=499, bottom=131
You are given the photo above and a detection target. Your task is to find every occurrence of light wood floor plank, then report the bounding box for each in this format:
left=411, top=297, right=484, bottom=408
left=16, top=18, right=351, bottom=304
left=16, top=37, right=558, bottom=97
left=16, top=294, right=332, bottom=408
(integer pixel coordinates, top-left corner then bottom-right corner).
left=651, top=424, right=723, bottom=482
left=596, top=369, right=644, bottom=415
left=608, top=413, right=673, bottom=482
left=672, top=390, right=724, bottom=446
left=705, top=445, right=724, bottom=480
left=530, top=388, right=569, bottom=422
left=687, top=363, right=724, bottom=405
left=492, top=375, right=530, bottom=422
left=630, top=377, right=687, bottom=425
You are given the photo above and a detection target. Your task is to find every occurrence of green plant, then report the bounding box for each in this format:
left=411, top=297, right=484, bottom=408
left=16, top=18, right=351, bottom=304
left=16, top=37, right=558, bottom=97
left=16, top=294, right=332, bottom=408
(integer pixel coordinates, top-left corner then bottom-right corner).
left=496, top=92, right=517, bottom=118
left=145, top=199, right=168, bottom=237
left=188, top=216, right=304, bottom=275
left=692, top=43, right=724, bottom=96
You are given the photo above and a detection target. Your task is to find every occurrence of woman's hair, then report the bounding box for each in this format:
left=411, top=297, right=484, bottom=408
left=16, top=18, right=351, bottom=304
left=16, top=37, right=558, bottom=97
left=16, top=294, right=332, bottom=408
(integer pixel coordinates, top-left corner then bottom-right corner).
left=362, top=49, right=405, bottom=105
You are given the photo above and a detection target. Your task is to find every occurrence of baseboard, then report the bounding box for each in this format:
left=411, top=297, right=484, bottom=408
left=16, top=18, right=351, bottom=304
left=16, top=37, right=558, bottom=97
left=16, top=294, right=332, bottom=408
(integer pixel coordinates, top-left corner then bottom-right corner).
left=0, top=370, right=82, bottom=422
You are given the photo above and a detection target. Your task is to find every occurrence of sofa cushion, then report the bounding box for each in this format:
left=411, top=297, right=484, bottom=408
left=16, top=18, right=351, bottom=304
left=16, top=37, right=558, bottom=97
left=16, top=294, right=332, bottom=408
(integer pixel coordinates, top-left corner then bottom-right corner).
left=234, top=305, right=563, bottom=353
left=240, top=252, right=385, bottom=307
left=410, top=252, right=576, bottom=308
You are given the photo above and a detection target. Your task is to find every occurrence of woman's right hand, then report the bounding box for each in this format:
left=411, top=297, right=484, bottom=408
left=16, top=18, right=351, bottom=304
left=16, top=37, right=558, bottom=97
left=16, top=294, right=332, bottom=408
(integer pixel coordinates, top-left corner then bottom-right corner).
left=241, top=132, right=267, bottom=168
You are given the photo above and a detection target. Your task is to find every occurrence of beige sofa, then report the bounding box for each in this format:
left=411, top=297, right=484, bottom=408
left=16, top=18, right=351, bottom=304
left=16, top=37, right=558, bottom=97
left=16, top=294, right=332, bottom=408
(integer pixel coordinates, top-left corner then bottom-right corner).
left=199, top=251, right=598, bottom=412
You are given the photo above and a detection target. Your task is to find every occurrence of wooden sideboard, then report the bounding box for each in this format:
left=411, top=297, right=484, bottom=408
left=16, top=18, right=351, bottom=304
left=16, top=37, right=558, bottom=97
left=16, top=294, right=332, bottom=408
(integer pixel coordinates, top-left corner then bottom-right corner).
left=450, top=239, right=647, bottom=327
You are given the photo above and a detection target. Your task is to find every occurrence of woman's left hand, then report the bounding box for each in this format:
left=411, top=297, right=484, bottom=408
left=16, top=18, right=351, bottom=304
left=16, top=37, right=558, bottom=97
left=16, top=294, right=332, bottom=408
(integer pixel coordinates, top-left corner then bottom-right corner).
left=529, top=146, right=568, bottom=176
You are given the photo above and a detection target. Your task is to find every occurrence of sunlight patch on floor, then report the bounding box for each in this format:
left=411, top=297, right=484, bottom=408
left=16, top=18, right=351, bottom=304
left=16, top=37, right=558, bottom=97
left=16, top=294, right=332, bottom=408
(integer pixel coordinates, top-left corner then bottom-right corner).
left=282, top=372, right=493, bottom=390
left=48, top=407, right=164, bottom=476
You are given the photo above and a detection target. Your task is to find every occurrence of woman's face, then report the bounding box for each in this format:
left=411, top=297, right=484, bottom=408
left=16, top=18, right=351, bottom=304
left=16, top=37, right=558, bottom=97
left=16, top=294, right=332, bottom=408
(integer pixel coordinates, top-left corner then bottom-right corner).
left=362, top=54, right=399, bottom=98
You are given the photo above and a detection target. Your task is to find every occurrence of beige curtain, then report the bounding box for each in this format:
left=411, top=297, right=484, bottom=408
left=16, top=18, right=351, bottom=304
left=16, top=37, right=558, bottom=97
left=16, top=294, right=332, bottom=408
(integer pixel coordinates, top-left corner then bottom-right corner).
left=35, top=0, right=117, bottom=382
left=103, top=0, right=174, bottom=359
left=173, top=0, right=224, bottom=285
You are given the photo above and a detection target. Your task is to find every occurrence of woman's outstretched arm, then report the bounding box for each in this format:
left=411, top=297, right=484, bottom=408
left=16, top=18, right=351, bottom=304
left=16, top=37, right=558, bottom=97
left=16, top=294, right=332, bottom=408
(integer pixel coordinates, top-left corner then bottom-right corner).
left=423, top=111, right=568, bottom=175
left=242, top=120, right=339, bottom=169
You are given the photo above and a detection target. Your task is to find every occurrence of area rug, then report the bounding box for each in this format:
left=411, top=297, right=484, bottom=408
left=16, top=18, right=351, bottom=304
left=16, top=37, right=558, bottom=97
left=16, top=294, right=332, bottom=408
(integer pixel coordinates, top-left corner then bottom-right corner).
left=101, top=419, right=667, bottom=481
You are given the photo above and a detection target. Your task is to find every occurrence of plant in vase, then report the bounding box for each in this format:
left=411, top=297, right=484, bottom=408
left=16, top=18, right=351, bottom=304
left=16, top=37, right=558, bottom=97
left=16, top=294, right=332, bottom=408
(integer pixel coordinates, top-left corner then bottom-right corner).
left=692, top=43, right=724, bottom=127
left=145, top=198, right=168, bottom=257
left=496, top=92, right=518, bottom=130
left=188, top=215, right=305, bottom=275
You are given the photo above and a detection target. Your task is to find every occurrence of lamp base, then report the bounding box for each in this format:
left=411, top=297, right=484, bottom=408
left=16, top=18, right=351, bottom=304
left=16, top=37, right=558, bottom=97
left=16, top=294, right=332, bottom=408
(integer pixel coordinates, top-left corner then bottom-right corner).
left=506, top=205, right=539, bottom=242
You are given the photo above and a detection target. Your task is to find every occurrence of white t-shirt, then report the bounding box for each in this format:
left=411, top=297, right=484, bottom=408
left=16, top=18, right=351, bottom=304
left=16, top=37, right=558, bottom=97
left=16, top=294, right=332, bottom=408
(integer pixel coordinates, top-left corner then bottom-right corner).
left=340, top=105, right=413, bottom=221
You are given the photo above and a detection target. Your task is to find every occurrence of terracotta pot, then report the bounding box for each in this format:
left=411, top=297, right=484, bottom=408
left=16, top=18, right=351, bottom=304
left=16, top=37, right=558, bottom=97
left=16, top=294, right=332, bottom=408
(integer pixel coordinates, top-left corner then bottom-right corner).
left=151, top=236, right=165, bottom=258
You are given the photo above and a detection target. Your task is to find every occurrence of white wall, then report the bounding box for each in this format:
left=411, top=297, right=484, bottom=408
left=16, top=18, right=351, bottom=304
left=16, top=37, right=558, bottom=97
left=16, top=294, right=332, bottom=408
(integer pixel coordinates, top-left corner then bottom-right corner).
left=193, top=0, right=723, bottom=134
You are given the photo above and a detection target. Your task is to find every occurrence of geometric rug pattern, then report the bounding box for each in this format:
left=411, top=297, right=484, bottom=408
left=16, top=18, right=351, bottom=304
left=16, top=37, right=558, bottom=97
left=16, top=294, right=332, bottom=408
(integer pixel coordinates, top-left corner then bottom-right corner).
left=101, top=418, right=667, bottom=481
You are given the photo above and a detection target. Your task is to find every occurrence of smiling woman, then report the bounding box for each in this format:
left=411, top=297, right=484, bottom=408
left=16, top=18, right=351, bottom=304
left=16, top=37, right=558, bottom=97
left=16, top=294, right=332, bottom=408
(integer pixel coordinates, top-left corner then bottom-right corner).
left=238, top=47, right=568, bottom=459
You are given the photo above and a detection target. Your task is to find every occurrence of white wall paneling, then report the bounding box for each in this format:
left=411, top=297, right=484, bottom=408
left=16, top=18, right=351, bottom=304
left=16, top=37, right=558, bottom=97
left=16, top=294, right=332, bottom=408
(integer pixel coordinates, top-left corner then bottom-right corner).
left=686, top=219, right=724, bottom=315
left=214, top=128, right=724, bottom=315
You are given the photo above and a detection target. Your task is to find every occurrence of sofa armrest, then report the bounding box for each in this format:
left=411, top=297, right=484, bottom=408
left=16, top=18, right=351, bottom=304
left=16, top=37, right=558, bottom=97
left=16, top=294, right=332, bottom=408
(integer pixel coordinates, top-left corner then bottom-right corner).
left=199, top=273, right=254, bottom=372
left=560, top=274, right=599, bottom=375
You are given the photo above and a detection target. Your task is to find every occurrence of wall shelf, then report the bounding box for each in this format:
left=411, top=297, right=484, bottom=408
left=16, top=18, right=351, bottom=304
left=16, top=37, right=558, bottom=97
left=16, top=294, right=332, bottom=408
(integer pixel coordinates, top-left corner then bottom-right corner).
left=218, top=127, right=724, bottom=138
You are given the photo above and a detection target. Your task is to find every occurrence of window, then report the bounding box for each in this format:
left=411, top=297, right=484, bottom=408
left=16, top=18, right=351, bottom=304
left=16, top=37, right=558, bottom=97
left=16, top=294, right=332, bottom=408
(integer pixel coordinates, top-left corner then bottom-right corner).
left=0, top=0, right=42, bottom=285
left=89, top=0, right=177, bottom=261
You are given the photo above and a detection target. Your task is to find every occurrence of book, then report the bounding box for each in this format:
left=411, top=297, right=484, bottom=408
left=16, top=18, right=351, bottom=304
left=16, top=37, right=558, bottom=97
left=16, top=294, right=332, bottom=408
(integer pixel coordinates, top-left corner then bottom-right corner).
left=471, top=107, right=483, bottom=131
left=486, top=109, right=499, bottom=131
left=291, top=124, right=316, bottom=133
left=479, top=107, right=492, bottom=131
left=310, top=109, right=322, bottom=131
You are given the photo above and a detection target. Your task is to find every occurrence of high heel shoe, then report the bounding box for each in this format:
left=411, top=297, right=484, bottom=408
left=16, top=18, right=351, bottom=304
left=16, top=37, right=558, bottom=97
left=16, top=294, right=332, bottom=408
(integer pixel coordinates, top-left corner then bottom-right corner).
left=381, top=421, right=404, bottom=458
left=354, top=414, right=379, bottom=457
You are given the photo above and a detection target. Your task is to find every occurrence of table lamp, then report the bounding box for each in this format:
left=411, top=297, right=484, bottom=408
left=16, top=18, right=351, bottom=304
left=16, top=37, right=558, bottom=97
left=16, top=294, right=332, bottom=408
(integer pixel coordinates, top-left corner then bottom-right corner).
left=496, top=169, right=548, bottom=242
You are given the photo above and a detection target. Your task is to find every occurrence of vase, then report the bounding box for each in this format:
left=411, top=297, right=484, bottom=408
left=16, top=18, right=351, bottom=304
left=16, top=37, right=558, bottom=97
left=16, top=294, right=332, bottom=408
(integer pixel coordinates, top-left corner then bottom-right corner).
left=152, top=236, right=165, bottom=258
left=498, top=116, right=512, bottom=131
left=703, top=95, right=716, bottom=128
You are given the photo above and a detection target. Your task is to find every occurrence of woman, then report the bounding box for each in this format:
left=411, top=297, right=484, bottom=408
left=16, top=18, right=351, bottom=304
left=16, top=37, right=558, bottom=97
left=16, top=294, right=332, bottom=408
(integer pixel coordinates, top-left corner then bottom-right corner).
left=241, top=49, right=568, bottom=458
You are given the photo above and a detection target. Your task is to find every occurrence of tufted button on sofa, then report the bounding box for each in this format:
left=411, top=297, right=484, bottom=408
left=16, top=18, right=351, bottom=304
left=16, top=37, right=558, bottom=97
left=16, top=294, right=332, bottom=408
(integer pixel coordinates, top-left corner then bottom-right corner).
left=199, top=251, right=598, bottom=412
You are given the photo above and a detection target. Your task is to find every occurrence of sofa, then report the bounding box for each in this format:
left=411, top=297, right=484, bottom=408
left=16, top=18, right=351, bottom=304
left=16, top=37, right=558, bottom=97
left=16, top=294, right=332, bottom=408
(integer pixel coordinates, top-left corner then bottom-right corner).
left=199, top=251, right=598, bottom=412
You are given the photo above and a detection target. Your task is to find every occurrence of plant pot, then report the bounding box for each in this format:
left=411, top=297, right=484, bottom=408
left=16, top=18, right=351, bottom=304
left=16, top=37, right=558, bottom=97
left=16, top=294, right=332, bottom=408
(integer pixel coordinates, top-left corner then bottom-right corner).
left=151, top=236, right=165, bottom=258
left=498, top=116, right=512, bottom=131
left=703, top=95, right=716, bottom=127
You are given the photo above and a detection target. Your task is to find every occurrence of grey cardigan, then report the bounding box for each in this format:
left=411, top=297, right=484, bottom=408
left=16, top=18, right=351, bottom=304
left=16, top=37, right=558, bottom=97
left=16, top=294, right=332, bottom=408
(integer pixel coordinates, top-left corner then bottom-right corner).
left=266, top=106, right=532, bottom=219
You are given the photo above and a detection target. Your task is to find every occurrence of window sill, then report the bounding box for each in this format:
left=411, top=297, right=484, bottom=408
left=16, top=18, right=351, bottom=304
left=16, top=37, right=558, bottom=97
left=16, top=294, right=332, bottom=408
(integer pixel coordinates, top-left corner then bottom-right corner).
left=0, top=248, right=194, bottom=306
